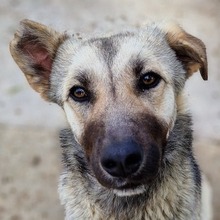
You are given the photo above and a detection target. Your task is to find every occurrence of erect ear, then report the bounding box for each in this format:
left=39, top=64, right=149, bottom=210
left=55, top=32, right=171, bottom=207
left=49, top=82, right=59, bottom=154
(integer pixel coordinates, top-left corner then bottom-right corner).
left=10, top=19, right=68, bottom=100
left=162, top=23, right=208, bottom=80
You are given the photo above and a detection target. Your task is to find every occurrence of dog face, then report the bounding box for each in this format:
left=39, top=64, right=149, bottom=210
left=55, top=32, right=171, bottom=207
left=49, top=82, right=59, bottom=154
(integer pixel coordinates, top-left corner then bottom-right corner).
left=10, top=20, right=207, bottom=196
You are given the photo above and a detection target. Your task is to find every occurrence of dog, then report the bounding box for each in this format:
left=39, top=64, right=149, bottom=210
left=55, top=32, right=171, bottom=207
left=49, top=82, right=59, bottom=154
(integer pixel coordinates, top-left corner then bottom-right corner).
left=10, top=19, right=212, bottom=220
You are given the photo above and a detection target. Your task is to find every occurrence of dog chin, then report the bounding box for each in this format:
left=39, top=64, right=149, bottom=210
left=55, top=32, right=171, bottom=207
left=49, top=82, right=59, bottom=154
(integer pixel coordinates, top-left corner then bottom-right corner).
left=113, top=185, right=146, bottom=197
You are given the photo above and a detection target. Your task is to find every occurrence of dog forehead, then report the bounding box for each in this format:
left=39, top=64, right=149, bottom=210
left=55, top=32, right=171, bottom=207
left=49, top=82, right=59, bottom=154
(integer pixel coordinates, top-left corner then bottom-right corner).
left=67, top=28, right=169, bottom=76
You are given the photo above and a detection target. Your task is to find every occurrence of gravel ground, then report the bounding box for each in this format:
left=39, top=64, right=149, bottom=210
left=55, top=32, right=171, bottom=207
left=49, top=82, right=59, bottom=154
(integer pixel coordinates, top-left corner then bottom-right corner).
left=0, top=0, right=220, bottom=219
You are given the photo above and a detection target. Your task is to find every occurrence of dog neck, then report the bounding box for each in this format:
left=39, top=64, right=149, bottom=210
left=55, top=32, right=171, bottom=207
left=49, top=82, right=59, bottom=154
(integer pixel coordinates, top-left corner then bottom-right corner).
left=59, top=113, right=201, bottom=220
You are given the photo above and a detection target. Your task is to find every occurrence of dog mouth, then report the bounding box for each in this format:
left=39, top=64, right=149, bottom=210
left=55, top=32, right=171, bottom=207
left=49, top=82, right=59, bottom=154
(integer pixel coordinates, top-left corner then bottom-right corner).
left=113, top=184, right=146, bottom=197
left=98, top=175, right=154, bottom=197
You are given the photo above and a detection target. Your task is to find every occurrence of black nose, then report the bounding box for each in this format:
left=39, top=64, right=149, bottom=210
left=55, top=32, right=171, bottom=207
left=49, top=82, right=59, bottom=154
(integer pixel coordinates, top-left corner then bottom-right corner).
left=100, top=139, right=143, bottom=178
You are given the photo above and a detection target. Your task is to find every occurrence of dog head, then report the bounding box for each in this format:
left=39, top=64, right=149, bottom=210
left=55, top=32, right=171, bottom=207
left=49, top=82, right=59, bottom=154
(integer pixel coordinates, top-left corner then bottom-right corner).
left=10, top=20, right=207, bottom=196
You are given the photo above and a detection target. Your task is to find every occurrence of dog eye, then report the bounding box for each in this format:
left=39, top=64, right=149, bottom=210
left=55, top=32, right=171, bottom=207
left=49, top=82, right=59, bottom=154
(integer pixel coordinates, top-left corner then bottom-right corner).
left=139, top=72, right=161, bottom=91
left=69, top=86, right=90, bottom=102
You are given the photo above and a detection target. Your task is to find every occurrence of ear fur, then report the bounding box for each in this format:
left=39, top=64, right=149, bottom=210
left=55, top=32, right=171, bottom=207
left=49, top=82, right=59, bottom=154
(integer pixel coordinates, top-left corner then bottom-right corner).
left=9, top=19, right=68, bottom=100
left=162, top=23, right=208, bottom=80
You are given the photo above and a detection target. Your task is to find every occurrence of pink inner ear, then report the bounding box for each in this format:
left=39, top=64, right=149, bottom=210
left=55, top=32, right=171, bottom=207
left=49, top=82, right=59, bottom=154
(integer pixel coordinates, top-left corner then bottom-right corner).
left=24, top=43, right=52, bottom=73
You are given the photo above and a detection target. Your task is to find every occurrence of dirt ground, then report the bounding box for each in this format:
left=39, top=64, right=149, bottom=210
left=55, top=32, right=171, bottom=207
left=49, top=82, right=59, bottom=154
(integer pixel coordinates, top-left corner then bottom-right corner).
left=0, top=0, right=220, bottom=219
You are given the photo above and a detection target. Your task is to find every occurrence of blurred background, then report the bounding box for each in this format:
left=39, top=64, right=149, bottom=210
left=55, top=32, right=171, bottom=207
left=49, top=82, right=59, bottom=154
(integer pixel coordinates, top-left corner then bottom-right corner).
left=0, top=0, right=219, bottom=219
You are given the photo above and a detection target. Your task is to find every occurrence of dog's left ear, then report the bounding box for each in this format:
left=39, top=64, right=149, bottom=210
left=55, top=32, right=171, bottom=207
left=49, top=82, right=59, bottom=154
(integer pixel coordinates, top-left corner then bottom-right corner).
left=162, top=23, right=208, bottom=80
left=10, top=19, right=68, bottom=100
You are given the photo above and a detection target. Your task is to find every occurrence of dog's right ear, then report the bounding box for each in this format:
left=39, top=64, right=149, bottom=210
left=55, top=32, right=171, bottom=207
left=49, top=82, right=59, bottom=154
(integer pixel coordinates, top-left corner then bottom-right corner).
left=10, top=19, right=68, bottom=100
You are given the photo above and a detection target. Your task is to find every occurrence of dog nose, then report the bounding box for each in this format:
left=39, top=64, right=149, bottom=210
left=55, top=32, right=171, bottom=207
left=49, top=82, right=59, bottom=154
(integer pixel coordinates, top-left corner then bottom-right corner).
left=100, top=139, right=143, bottom=178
